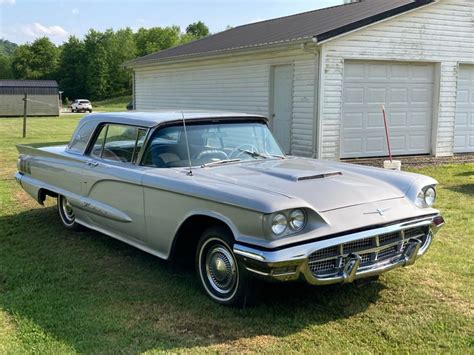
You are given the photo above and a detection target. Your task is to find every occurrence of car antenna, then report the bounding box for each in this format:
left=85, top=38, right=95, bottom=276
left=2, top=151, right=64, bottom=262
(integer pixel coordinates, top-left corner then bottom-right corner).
left=181, top=111, right=193, bottom=176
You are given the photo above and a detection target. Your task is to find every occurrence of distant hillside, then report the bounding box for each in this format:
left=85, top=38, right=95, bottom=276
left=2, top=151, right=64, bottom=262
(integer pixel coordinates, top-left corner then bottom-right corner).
left=0, top=39, right=18, bottom=56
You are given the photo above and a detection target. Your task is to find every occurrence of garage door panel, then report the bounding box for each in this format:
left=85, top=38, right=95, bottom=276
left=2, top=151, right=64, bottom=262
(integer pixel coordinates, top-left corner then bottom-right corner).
left=389, top=112, right=408, bottom=128
left=367, top=87, right=386, bottom=104
left=411, top=65, right=434, bottom=82
left=365, top=136, right=385, bottom=154
left=408, top=135, right=429, bottom=150
left=410, top=112, right=430, bottom=128
left=457, top=89, right=469, bottom=104
left=411, top=87, right=432, bottom=104
left=368, top=64, right=388, bottom=79
left=454, top=65, right=474, bottom=153
left=455, top=112, right=468, bottom=126
left=344, top=62, right=365, bottom=80
left=389, top=136, right=407, bottom=151
left=343, top=112, right=364, bottom=128
left=341, top=137, right=363, bottom=156
left=342, top=61, right=433, bottom=158
left=345, top=88, right=364, bottom=103
left=390, top=88, right=409, bottom=104
left=390, top=64, right=409, bottom=80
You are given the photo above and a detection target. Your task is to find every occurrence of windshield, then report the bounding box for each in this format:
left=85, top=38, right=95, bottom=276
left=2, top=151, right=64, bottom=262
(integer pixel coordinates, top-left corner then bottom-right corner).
left=142, top=121, right=284, bottom=168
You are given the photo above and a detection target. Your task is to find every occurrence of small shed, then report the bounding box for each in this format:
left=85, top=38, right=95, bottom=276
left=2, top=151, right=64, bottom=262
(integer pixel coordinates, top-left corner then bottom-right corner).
left=0, top=80, right=60, bottom=117
left=126, top=0, right=474, bottom=158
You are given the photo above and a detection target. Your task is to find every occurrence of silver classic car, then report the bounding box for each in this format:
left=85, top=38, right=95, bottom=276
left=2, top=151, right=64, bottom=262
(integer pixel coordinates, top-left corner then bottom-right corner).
left=16, top=111, right=444, bottom=306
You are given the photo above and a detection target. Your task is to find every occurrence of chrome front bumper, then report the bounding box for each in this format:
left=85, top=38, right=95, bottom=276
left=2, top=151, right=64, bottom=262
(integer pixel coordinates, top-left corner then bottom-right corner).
left=233, top=215, right=445, bottom=285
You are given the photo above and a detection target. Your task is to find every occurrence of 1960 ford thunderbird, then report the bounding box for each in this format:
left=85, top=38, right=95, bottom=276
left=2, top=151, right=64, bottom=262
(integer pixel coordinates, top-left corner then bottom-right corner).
left=16, top=111, right=444, bottom=306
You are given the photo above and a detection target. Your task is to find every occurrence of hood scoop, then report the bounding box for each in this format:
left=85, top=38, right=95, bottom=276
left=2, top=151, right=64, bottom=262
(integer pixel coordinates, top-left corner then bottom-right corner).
left=297, top=171, right=342, bottom=181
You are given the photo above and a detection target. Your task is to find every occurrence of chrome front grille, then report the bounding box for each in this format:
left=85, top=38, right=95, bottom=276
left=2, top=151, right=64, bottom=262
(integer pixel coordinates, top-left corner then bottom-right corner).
left=308, top=226, right=429, bottom=278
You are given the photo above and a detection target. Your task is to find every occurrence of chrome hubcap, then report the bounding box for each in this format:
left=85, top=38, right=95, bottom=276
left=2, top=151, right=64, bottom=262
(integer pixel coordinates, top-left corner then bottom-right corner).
left=61, top=196, right=75, bottom=222
left=205, top=246, right=236, bottom=294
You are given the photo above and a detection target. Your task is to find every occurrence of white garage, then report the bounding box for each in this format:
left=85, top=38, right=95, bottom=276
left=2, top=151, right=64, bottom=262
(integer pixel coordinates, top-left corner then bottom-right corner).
left=341, top=61, right=434, bottom=158
left=454, top=65, right=474, bottom=153
left=127, top=0, right=474, bottom=160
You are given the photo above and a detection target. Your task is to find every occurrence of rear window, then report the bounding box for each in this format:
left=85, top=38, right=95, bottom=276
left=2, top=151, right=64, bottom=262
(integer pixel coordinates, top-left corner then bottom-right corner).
left=67, top=121, right=97, bottom=154
left=79, top=100, right=90, bottom=104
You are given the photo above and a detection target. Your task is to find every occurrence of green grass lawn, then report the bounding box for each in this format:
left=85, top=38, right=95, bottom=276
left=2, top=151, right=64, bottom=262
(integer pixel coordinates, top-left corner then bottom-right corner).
left=0, top=114, right=473, bottom=353
left=93, top=95, right=132, bottom=112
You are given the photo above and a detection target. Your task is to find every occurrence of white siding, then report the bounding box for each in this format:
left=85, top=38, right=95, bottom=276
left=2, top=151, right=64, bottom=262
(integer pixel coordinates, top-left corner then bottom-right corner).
left=319, top=0, right=474, bottom=159
left=454, top=65, right=474, bottom=152
left=134, top=48, right=318, bottom=156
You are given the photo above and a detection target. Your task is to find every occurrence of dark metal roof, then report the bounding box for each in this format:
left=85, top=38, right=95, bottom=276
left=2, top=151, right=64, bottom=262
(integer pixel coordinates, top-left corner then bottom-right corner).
left=81, top=111, right=267, bottom=128
left=0, top=80, right=58, bottom=88
left=127, top=0, right=433, bottom=66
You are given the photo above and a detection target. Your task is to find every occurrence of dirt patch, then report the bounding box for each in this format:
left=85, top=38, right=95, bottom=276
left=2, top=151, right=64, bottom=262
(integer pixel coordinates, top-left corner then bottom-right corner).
left=419, top=278, right=474, bottom=318
left=13, top=189, right=37, bottom=209
left=346, top=153, right=474, bottom=169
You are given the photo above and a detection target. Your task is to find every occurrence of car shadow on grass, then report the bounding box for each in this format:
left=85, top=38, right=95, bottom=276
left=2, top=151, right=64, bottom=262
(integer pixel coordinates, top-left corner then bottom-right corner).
left=0, top=206, right=385, bottom=353
left=446, top=183, right=474, bottom=196
left=455, top=170, right=474, bottom=177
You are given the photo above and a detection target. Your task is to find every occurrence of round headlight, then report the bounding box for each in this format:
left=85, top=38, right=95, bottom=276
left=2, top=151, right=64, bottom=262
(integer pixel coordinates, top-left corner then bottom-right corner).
left=271, top=213, right=287, bottom=235
left=288, top=209, right=306, bottom=232
left=424, top=187, right=436, bottom=207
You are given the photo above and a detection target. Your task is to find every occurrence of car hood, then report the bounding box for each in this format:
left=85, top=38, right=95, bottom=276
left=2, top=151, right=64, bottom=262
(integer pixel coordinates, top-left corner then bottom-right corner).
left=193, top=158, right=406, bottom=212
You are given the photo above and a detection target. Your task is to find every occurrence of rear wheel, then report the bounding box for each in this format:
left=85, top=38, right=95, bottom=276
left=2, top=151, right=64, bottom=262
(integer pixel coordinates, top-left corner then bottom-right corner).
left=196, top=226, right=253, bottom=307
left=57, top=195, right=82, bottom=231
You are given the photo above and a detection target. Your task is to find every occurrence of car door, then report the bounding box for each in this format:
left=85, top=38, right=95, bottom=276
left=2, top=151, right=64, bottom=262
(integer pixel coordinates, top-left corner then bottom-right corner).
left=82, top=123, right=149, bottom=244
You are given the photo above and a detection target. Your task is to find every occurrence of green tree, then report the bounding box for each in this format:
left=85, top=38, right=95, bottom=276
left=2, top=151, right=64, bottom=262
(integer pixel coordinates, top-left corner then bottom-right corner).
left=11, top=37, right=58, bottom=79
left=134, top=26, right=181, bottom=56
left=11, top=44, right=33, bottom=79
left=83, top=30, right=110, bottom=100
left=185, top=21, right=210, bottom=39
left=106, top=28, right=137, bottom=96
left=0, top=54, right=14, bottom=79
left=58, top=36, right=86, bottom=99
left=29, top=37, right=59, bottom=78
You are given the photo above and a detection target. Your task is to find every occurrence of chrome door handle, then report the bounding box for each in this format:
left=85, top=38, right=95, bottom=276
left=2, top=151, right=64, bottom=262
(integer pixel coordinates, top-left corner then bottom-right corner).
left=87, top=161, right=99, bottom=167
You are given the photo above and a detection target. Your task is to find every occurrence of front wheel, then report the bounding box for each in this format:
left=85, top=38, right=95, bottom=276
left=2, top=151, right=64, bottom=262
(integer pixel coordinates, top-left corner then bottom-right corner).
left=196, top=226, right=253, bottom=307
left=57, top=195, right=82, bottom=231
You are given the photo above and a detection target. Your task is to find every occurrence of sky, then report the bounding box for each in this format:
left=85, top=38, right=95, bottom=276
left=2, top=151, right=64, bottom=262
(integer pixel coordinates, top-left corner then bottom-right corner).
left=0, top=0, right=344, bottom=45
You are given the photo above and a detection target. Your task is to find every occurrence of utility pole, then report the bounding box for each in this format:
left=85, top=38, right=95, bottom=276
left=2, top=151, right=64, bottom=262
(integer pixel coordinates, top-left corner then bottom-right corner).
left=22, top=93, right=27, bottom=138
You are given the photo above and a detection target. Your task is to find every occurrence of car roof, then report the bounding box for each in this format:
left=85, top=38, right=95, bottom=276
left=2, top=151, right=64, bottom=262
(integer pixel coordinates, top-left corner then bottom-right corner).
left=80, top=110, right=268, bottom=128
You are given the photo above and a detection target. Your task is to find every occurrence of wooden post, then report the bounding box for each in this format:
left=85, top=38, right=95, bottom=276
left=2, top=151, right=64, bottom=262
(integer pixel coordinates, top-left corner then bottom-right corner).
left=22, top=93, right=28, bottom=138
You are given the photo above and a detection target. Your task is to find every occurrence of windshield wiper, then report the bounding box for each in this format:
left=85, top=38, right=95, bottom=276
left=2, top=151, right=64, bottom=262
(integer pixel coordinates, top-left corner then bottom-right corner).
left=201, top=159, right=241, bottom=168
left=268, top=154, right=286, bottom=159
left=238, top=149, right=285, bottom=160
left=238, top=149, right=269, bottom=159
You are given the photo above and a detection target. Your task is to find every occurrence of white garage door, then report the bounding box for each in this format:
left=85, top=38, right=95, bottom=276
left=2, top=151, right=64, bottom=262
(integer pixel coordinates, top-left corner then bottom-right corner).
left=341, top=61, right=434, bottom=158
left=454, top=65, right=474, bottom=153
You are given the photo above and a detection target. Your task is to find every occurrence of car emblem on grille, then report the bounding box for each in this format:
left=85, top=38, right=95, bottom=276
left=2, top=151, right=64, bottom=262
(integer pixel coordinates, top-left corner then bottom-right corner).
left=364, top=208, right=390, bottom=216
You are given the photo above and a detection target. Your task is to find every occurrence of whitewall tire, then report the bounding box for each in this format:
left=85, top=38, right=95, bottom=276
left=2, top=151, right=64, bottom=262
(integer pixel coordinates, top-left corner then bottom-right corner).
left=196, top=226, right=253, bottom=307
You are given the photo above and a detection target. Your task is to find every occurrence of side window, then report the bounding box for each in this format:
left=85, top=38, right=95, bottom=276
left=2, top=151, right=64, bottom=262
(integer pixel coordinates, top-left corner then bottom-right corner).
left=89, top=124, right=148, bottom=163
left=68, top=121, right=97, bottom=154
left=141, top=126, right=182, bottom=167
left=90, top=125, right=107, bottom=158
left=132, top=128, right=147, bottom=163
